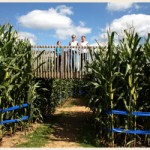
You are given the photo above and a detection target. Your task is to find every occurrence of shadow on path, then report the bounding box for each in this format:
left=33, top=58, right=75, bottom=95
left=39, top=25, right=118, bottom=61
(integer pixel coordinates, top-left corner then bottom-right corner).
left=44, top=98, right=96, bottom=147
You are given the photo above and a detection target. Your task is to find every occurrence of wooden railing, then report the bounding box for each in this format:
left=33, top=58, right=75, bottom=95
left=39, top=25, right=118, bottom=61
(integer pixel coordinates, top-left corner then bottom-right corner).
left=32, top=46, right=98, bottom=79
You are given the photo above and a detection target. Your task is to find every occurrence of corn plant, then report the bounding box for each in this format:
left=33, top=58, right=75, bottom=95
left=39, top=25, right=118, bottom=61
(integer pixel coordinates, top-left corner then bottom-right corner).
left=0, top=23, right=42, bottom=139
left=35, top=78, right=75, bottom=116
left=86, top=29, right=150, bottom=147
left=139, top=35, right=150, bottom=146
left=118, top=29, right=145, bottom=146
left=86, top=32, right=123, bottom=146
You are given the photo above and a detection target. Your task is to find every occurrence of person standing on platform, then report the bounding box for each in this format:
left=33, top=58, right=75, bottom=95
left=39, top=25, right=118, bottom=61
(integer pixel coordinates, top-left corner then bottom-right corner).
left=80, top=35, right=89, bottom=70
left=56, top=41, right=62, bottom=72
left=69, top=34, right=78, bottom=71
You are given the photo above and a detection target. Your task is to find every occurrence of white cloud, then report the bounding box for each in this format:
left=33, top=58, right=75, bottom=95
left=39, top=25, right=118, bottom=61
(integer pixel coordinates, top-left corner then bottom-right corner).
left=17, top=5, right=91, bottom=40
left=101, top=14, right=150, bottom=40
left=107, top=2, right=139, bottom=11
left=55, top=26, right=91, bottom=40
left=90, top=42, right=107, bottom=47
left=18, top=8, right=72, bottom=30
left=56, top=5, right=73, bottom=15
left=134, top=4, right=141, bottom=10
left=79, top=21, right=85, bottom=27
left=89, top=42, right=98, bottom=46
left=18, top=32, right=37, bottom=45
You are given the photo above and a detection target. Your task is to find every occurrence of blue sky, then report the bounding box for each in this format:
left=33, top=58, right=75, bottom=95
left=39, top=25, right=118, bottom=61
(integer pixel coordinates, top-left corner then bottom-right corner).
left=0, top=2, right=150, bottom=45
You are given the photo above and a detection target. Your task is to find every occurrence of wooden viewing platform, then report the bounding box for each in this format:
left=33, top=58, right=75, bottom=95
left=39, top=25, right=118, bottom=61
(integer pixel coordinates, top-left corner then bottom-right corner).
left=32, top=45, right=99, bottom=79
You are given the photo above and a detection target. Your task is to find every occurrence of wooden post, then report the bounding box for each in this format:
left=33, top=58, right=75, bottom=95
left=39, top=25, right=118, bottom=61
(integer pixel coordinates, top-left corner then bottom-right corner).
left=61, top=47, right=64, bottom=79
left=67, top=48, right=70, bottom=79
left=71, top=47, right=73, bottom=79
left=46, top=51, right=48, bottom=79
left=51, top=51, right=54, bottom=78
left=56, top=48, right=59, bottom=79
left=64, top=48, right=67, bottom=79
left=44, top=51, right=46, bottom=79
left=41, top=51, right=44, bottom=78
left=49, top=51, right=51, bottom=78
left=54, top=51, right=56, bottom=79
left=47, top=51, right=49, bottom=78
left=36, top=51, right=38, bottom=78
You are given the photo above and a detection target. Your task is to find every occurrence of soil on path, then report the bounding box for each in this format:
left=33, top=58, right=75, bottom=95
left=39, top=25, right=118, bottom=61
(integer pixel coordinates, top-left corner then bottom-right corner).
left=1, top=98, right=93, bottom=148
left=0, top=123, right=41, bottom=147
left=45, top=98, right=92, bottom=148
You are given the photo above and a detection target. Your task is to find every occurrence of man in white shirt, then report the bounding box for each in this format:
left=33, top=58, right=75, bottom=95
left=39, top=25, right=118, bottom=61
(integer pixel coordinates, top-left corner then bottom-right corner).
left=69, top=34, right=78, bottom=71
left=69, top=34, right=78, bottom=49
left=80, top=35, right=88, bottom=53
left=80, top=35, right=89, bottom=71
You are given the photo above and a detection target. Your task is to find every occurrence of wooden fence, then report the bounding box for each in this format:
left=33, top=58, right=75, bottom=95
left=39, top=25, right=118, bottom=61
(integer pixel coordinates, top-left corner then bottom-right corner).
left=32, top=46, right=98, bottom=79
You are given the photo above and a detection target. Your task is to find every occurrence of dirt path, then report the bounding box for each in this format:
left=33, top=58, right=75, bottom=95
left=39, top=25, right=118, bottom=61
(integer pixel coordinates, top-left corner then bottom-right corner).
left=45, top=98, right=92, bottom=147
left=1, top=98, right=93, bottom=148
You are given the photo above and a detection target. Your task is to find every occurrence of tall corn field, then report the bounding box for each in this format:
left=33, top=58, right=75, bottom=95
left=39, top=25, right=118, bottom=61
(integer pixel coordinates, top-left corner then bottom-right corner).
left=0, top=24, right=42, bottom=140
left=86, top=29, right=150, bottom=147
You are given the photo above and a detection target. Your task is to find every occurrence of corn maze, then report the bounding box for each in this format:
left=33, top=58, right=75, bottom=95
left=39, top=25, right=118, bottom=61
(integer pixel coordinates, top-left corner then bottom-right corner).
left=0, top=24, right=150, bottom=147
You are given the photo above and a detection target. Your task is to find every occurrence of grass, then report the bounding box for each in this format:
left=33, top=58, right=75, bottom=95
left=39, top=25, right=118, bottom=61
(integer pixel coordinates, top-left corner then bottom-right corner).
left=15, top=98, right=97, bottom=148
left=16, top=124, right=53, bottom=147
left=76, top=117, right=98, bottom=147
left=15, top=117, right=97, bottom=148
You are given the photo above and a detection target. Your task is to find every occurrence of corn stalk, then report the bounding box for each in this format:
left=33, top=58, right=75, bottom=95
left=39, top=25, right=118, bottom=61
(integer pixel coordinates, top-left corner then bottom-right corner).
left=86, top=32, right=122, bottom=146
left=119, top=29, right=143, bottom=146
left=0, top=23, right=42, bottom=137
